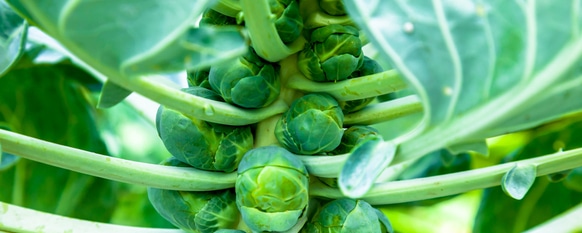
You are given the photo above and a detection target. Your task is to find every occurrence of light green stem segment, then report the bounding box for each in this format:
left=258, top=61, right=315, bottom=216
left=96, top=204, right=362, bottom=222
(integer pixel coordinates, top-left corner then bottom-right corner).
left=344, top=95, right=422, bottom=125
left=309, top=147, right=582, bottom=205
left=0, top=201, right=185, bottom=233
left=286, top=70, right=407, bottom=101
left=0, top=129, right=236, bottom=191
left=4, top=127, right=582, bottom=206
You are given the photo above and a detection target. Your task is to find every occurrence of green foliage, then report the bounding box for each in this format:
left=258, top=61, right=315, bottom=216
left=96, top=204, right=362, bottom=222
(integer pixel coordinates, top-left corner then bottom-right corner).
left=275, top=93, right=344, bottom=155
left=6, top=0, right=247, bottom=76
left=0, top=59, right=117, bottom=222
left=148, top=157, right=241, bottom=233
left=0, top=0, right=27, bottom=76
left=298, top=24, right=364, bottom=82
left=3, top=1, right=582, bottom=233
left=235, top=146, right=309, bottom=232
left=209, top=48, right=281, bottom=108
left=303, top=198, right=392, bottom=233
left=156, top=87, right=254, bottom=172
left=474, top=119, right=582, bottom=233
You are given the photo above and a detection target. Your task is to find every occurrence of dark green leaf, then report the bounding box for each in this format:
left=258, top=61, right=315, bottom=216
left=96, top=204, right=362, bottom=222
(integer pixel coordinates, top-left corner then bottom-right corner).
left=7, top=0, right=246, bottom=76
left=0, top=63, right=116, bottom=222
left=97, top=80, right=132, bottom=109
left=0, top=0, right=27, bottom=76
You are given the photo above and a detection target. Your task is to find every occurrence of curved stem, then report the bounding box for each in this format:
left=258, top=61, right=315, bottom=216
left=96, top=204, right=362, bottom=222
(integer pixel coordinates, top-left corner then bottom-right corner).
left=286, top=70, right=406, bottom=101
left=0, top=201, right=184, bottom=233
left=310, top=147, right=582, bottom=205
left=241, top=0, right=305, bottom=62
left=0, top=129, right=236, bottom=191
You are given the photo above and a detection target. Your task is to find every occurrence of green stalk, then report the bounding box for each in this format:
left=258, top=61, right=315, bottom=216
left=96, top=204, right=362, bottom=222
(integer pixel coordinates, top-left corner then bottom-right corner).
left=344, top=95, right=422, bottom=125
left=241, top=0, right=305, bottom=62
left=286, top=70, right=406, bottom=101
left=309, top=147, right=582, bottom=205
left=0, top=129, right=236, bottom=191
left=0, top=201, right=183, bottom=233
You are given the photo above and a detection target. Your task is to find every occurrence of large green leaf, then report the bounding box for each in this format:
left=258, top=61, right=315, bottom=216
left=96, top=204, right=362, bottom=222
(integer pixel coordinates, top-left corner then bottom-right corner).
left=474, top=119, right=582, bottom=233
left=342, top=0, right=582, bottom=195
left=0, top=61, right=119, bottom=223
left=6, top=0, right=246, bottom=76
left=0, top=0, right=27, bottom=76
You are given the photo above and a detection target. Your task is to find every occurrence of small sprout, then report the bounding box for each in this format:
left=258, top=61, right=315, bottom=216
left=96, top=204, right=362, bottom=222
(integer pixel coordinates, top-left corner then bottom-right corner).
left=270, top=0, right=303, bottom=44
left=304, top=198, right=394, bottom=233
left=147, top=157, right=241, bottom=233
left=235, top=146, right=309, bottom=232
left=331, top=125, right=380, bottom=154
left=275, top=93, right=344, bottom=155
left=187, top=67, right=212, bottom=89
left=209, top=47, right=281, bottom=108
left=156, top=86, right=254, bottom=172
left=298, top=24, right=364, bottom=82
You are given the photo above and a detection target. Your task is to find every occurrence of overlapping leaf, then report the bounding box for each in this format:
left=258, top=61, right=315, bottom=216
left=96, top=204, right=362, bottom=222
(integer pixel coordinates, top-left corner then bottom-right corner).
left=0, top=0, right=27, bottom=76
left=341, top=0, right=582, bottom=196
left=6, top=0, right=246, bottom=76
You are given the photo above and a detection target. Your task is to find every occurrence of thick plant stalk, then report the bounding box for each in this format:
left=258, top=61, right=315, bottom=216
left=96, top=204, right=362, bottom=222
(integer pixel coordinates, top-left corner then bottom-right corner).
left=0, top=201, right=184, bottom=233
left=0, top=129, right=236, bottom=191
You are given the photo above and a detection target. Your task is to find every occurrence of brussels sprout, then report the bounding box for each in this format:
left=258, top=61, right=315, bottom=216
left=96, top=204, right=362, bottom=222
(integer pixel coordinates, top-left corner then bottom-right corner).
left=319, top=0, right=346, bottom=16
left=147, top=158, right=241, bottom=233
left=156, top=86, right=253, bottom=172
left=187, top=68, right=212, bottom=89
left=304, top=198, right=393, bottom=233
left=298, top=24, right=364, bottom=82
left=200, top=8, right=238, bottom=26
left=235, top=146, right=309, bottom=232
left=209, top=48, right=281, bottom=108
left=270, top=0, right=303, bottom=44
left=338, top=56, right=384, bottom=113
left=332, top=125, right=379, bottom=154
left=275, top=93, right=344, bottom=155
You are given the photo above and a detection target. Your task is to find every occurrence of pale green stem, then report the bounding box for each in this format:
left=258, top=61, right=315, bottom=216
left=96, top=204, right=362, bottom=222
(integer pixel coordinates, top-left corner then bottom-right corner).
left=344, top=95, right=423, bottom=125
left=240, top=0, right=305, bottom=62
left=0, top=201, right=185, bottom=233
left=286, top=70, right=406, bottom=101
left=0, top=129, right=236, bottom=191
left=523, top=202, right=582, bottom=233
left=310, top=147, right=582, bottom=205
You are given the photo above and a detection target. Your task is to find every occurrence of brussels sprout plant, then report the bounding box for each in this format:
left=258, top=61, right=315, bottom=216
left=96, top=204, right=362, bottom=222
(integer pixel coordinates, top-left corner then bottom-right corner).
left=2, top=0, right=582, bottom=233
